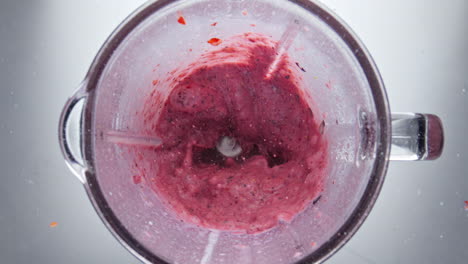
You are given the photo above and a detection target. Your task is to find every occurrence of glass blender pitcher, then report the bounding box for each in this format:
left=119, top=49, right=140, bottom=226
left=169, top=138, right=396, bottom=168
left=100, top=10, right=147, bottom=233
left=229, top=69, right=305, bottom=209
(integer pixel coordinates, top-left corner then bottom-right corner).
left=59, top=0, right=444, bottom=263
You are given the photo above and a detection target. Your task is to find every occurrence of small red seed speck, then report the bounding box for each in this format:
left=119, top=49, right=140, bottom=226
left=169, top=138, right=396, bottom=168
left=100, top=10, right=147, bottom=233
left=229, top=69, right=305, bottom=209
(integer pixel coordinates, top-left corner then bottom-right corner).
left=177, top=16, right=186, bottom=25
left=207, top=38, right=222, bottom=46
left=49, top=222, right=58, bottom=228
left=152, top=80, right=158, bottom=85
left=211, top=22, right=218, bottom=26
left=311, top=242, right=317, bottom=247
left=133, top=175, right=142, bottom=184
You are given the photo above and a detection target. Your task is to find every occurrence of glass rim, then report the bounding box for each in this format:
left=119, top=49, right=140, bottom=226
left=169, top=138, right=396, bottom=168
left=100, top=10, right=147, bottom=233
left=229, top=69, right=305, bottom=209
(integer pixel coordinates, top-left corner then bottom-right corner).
left=80, top=0, right=391, bottom=263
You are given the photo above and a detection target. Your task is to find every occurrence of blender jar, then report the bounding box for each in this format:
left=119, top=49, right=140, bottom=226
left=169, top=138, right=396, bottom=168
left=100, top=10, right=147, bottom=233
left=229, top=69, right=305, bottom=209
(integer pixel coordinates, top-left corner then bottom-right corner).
left=59, top=0, right=444, bottom=263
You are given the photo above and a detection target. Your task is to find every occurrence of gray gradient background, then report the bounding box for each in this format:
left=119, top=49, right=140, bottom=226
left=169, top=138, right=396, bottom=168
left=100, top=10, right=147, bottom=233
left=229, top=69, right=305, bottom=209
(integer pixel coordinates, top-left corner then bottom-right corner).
left=1, top=0, right=467, bottom=263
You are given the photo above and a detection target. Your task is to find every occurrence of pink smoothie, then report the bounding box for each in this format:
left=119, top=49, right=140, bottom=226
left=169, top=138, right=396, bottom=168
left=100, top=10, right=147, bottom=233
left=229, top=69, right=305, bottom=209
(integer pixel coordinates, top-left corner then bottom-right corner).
left=137, top=32, right=327, bottom=234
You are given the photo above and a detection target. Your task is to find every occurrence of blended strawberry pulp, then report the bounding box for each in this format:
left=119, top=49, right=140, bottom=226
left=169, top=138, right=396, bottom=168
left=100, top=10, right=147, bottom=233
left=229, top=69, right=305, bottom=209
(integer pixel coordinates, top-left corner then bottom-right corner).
left=140, top=33, right=328, bottom=234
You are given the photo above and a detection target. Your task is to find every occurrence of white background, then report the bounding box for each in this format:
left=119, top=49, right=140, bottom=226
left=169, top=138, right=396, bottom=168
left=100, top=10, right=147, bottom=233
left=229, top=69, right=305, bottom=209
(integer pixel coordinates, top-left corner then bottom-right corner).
left=0, top=0, right=467, bottom=263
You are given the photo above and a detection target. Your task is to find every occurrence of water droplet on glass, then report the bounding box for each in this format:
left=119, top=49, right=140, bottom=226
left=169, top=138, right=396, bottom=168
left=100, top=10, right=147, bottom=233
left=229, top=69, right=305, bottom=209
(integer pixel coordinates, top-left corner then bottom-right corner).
left=10, top=91, right=14, bottom=96
left=13, top=103, right=18, bottom=109
left=9, top=130, right=13, bottom=134
left=462, top=88, right=466, bottom=94
left=416, top=189, right=422, bottom=196
left=439, top=201, right=444, bottom=206
left=439, top=234, right=444, bottom=239
left=293, top=252, right=303, bottom=258
left=456, top=153, right=460, bottom=158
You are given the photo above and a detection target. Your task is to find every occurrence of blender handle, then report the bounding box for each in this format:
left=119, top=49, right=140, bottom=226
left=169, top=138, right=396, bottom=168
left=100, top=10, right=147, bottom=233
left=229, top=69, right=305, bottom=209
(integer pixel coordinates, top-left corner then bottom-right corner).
left=58, top=82, right=88, bottom=183
left=390, top=113, right=444, bottom=161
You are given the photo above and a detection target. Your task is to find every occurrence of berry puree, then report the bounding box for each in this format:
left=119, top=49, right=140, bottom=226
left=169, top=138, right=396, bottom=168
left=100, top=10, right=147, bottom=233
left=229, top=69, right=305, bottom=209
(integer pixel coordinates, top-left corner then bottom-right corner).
left=138, top=32, right=328, bottom=234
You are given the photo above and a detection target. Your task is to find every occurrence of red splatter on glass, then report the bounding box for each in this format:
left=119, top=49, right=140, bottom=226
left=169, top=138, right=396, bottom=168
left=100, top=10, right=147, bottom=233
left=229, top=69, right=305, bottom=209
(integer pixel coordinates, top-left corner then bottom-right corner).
left=211, top=22, right=218, bottom=26
left=152, top=80, right=159, bottom=86
left=250, top=24, right=256, bottom=27
left=464, top=201, right=468, bottom=210
left=133, top=175, right=142, bottom=184
left=207, top=38, right=222, bottom=46
left=242, top=10, right=248, bottom=16
left=178, top=16, right=186, bottom=25
left=49, top=222, right=58, bottom=228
